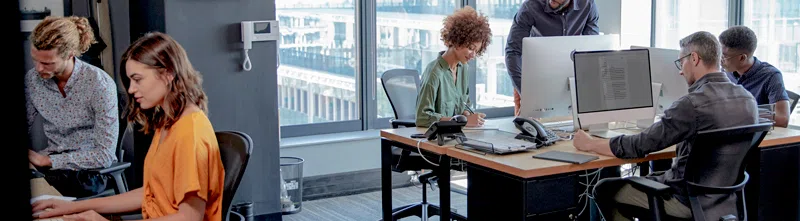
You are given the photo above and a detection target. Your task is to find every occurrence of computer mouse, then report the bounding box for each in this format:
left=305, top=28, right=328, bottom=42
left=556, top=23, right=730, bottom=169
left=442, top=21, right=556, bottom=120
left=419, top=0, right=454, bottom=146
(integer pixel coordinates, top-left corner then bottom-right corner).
left=451, top=115, right=468, bottom=123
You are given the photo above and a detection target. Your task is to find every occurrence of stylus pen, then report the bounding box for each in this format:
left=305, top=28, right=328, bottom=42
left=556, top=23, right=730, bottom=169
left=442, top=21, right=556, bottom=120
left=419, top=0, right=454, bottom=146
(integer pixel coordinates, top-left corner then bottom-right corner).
left=463, top=102, right=475, bottom=114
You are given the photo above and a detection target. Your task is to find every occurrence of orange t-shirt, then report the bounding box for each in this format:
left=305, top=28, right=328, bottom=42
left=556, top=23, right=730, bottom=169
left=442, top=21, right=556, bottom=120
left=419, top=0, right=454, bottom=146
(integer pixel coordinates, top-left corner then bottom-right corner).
left=141, top=112, right=225, bottom=221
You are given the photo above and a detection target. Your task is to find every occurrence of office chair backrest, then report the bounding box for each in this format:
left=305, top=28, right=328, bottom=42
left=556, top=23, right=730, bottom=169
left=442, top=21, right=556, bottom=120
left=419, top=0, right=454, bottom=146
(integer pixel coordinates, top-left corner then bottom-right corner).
left=381, top=69, right=421, bottom=121
left=787, top=90, right=799, bottom=115
left=216, top=131, right=253, bottom=221
left=686, top=123, right=771, bottom=219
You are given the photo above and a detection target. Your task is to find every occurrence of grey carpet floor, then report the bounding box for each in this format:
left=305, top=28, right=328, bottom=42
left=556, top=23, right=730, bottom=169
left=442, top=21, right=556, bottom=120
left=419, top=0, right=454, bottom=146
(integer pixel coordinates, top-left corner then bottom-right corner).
left=282, top=186, right=468, bottom=221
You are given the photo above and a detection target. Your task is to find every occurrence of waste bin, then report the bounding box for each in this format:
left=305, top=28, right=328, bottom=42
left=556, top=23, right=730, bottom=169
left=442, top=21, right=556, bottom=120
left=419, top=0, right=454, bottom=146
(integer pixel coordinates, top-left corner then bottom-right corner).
left=280, top=157, right=304, bottom=214
left=231, top=202, right=254, bottom=221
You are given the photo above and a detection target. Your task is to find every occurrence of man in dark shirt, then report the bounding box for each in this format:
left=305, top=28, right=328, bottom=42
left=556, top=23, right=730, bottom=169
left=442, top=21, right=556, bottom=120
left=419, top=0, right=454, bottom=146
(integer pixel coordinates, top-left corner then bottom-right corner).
left=504, top=0, right=599, bottom=115
left=719, top=25, right=791, bottom=127
left=573, top=31, right=758, bottom=220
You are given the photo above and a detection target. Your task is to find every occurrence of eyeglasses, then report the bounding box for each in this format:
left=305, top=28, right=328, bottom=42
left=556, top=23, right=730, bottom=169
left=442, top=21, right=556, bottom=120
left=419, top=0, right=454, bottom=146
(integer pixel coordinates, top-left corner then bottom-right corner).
left=674, top=54, right=692, bottom=70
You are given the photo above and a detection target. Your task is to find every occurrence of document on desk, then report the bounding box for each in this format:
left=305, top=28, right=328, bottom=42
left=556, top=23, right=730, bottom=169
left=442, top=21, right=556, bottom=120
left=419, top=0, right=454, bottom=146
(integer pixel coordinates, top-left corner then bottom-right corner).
left=459, top=130, right=537, bottom=154
left=463, top=125, right=499, bottom=130
left=599, top=56, right=632, bottom=108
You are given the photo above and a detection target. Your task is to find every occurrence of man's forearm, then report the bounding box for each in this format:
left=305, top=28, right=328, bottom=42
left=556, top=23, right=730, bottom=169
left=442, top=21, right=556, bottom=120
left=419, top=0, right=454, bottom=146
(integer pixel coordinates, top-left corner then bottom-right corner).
left=505, top=54, right=523, bottom=92
left=49, top=148, right=115, bottom=170
left=589, top=139, right=615, bottom=157
left=775, top=113, right=789, bottom=128
left=774, top=100, right=791, bottom=128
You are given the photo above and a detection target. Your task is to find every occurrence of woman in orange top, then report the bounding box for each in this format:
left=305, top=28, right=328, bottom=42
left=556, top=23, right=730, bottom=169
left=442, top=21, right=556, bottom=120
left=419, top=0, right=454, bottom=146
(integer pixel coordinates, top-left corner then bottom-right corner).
left=32, top=32, right=225, bottom=221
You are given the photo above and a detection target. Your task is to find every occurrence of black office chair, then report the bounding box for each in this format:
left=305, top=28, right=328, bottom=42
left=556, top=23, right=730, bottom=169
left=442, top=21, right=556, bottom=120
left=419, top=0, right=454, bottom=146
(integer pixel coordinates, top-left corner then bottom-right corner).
left=381, top=69, right=467, bottom=221
left=621, top=123, right=771, bottom=221
left=114, top=131, right=253, bottom=221
left=216, top=131, right=253, bottom=221
left=30, top=114, right=132, bottom=199
left=787, top=90, right=798, bottom=115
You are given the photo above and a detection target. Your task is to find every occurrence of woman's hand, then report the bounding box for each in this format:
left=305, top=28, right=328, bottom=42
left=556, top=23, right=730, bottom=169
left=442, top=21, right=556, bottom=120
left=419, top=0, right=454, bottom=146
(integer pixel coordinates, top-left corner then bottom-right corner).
left=32, top=199, right=81, bottom=219
left=62, top=210, right=108, bottom=221
left=466, top=113, right=486, bottom=127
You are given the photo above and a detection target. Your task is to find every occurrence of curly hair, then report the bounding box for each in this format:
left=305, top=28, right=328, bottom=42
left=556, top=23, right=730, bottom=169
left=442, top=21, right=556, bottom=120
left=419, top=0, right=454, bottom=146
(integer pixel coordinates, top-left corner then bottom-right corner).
left=719, top=26, right=758, bottom=55
left=121, top=32, right=208, bottom=134
left=440, top=6, right=492, bottom=56
left=31, top=16, right=96, bottom=58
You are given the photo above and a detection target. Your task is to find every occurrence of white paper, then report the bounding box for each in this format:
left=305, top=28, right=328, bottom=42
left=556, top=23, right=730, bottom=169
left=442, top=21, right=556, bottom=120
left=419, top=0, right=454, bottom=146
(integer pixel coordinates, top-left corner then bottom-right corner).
left=599, top=56, right=632, bottom=108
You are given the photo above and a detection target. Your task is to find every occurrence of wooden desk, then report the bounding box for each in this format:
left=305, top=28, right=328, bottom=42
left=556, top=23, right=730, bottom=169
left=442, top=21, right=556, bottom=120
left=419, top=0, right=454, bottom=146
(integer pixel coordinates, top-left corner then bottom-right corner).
left=380, top=128, right=460, bottom=221
left=380, top=126, right=800, bottom=220
left=447, top=127, right=800, bottom=179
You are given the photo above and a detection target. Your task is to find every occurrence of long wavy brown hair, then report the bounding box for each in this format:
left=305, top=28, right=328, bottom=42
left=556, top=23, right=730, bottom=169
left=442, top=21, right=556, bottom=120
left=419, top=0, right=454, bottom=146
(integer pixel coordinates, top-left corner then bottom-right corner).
left=121, top=32, right=208, bottom=134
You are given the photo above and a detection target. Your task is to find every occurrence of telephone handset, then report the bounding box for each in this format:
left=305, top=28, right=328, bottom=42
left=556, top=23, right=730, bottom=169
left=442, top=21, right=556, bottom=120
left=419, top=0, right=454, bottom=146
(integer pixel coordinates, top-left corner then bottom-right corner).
left=513, top=117, right=559, bottom=146
left=413, top=115, right=468, bottom=146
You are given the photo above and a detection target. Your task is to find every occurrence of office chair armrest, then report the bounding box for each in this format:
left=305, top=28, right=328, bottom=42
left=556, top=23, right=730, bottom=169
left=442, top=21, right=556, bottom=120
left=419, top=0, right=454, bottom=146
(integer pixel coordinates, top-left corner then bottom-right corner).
left=686, top=172, right=749, bottom=196
left=626, top=177, right=671, bottom=195
left=391, top=119, right=416, bottom=128
left=229, top=211, right=246, bottom=221
left=91, top=162, right=131, bottom=175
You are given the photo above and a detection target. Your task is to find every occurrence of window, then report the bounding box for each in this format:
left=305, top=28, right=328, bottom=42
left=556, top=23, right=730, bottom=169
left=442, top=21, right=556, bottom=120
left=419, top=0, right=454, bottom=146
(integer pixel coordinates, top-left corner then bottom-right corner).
left=277, top=1, right=359, bottom=127
left=744, top=0, right=800, bottom=126
left=474, top=0, right=518, bottom=109
left=655, top=0, right=729, bottom=49
left=375, top=0, right=458, bottom=120
left=620, top=0, right=652, bottom=48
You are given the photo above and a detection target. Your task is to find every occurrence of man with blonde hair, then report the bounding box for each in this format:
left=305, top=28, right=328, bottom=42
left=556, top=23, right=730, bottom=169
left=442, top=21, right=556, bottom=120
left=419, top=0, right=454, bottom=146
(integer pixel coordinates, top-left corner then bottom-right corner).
left=26, top=16, right=119, bottom=197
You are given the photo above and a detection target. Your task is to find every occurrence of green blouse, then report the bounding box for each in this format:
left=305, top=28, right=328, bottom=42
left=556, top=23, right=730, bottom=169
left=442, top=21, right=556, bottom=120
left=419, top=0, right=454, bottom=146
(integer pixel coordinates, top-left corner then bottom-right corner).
left=415, top=53, right=470, bottom=127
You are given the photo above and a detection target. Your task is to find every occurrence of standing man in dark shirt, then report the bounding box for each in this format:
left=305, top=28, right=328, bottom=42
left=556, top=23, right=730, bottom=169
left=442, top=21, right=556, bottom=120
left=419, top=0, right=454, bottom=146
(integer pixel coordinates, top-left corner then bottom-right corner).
left=573, top=31, right=758, bottom=220
left=719, top=26, right=791, bottom=127
left=505, top=0, right=599, bottom=116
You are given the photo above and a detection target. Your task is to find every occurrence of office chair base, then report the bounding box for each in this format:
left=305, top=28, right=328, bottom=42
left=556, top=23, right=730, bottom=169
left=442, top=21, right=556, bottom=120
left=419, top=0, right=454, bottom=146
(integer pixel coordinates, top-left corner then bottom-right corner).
left=381, top=202, right=467, bottom=221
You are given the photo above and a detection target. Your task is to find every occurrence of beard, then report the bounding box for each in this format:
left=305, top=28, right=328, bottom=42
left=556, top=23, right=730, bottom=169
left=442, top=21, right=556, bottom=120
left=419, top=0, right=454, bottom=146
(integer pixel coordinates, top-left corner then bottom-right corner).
left=549, top=0, right=571, bottom=12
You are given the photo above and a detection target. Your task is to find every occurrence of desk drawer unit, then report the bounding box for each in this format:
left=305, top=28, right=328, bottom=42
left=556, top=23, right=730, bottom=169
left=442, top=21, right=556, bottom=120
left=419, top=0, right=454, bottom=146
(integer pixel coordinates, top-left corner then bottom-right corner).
left=467, top=163, right=581, bottom=220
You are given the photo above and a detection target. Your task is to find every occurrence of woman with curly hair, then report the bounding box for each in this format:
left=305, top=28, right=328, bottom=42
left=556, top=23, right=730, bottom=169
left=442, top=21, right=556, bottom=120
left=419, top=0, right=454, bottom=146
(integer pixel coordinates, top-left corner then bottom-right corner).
left=415, top=6, right=492, bottom=128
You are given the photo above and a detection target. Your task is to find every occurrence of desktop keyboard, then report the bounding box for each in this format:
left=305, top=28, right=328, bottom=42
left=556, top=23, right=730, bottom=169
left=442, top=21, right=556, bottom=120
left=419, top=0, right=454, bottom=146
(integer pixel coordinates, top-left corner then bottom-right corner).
left=542, top=120, right=573, bottom=129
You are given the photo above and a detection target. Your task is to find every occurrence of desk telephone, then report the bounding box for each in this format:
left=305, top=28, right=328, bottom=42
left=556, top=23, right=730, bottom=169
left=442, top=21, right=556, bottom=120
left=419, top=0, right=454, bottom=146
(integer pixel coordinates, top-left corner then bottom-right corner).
left=413, top=115, right=467, bottom=146
left=513, top=117, right=559, bottom=146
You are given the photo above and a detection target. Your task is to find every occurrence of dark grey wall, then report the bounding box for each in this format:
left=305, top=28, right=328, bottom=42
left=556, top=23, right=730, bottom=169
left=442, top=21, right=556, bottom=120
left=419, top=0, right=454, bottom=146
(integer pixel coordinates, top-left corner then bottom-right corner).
left=162, top=0, right=281, bottom=215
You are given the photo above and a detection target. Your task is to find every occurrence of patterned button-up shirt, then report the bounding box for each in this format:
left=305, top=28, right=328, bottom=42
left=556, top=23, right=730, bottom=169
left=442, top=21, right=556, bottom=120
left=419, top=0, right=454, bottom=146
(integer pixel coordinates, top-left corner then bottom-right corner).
left=25, top=58, right=119, bottom=170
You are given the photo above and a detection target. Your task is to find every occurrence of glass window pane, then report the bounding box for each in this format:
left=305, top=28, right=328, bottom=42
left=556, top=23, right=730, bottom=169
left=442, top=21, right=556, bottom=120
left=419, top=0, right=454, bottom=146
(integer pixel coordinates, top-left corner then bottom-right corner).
left=474, top=0, right=519, bottom=109
left=376, top=0, right=458, bottom=119
left=277, top=1, right=358, bottom=126
left=655, top=0, right=728, bottom=49
left=620, top=0, right=652, bottom=48
left=744, top=0, right=800, bottom=125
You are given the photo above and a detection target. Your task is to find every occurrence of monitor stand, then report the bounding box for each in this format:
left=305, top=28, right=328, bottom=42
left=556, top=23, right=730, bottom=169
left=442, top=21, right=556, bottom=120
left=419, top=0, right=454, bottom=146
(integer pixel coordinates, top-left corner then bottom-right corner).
left=586, top=123, right=626, bottom=139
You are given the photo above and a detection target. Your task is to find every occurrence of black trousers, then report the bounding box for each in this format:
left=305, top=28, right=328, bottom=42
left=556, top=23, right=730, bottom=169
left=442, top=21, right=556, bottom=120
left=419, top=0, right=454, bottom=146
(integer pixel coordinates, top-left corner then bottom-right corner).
left=593, top=177, right=691, bottom=221
left=41, top=169, right=108, bottom=198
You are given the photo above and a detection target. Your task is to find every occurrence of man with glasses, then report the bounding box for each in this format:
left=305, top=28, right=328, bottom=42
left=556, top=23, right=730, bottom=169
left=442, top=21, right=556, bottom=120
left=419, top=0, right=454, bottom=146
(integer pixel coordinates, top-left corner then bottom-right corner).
left=719, top=26, right=791, bottom=127
left=505, top=0, right=600, bottom=116
left=574, top=31, right=758, bottom=220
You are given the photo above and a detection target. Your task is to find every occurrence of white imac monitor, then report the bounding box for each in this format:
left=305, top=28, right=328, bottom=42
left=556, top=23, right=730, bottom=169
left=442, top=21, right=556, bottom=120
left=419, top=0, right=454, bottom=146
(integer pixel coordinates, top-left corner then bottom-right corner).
left=520, top=35, right=620, bottom=119
left=572, top=49, right=655, bottom=137
left=631, top=46, right=688, bottom=115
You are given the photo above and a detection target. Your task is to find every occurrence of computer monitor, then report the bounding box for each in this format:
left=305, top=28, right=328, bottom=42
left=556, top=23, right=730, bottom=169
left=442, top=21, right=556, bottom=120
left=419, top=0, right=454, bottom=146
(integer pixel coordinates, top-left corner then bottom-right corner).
left=631, top=46, right=688, bottom=115
left=572, top=49, right=655, bottom=135
left=520, top=35, right=620, bottom=119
